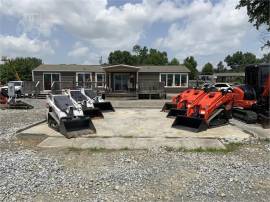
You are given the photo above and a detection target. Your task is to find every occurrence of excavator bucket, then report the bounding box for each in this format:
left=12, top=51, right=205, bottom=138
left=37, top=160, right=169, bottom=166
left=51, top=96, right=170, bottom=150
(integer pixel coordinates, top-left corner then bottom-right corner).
left=59, top=117, right=96, bottom=139
left=161, top=102, right=177, bottom=112
left=94, top=102, right=115, bottom=112
left=167, top=108, right=186, bottom=118
left=172, top=115, right=208, bottom=132
left=232, top=108, right=257, bottom=124
left=82, top=107, right=104, bottom=119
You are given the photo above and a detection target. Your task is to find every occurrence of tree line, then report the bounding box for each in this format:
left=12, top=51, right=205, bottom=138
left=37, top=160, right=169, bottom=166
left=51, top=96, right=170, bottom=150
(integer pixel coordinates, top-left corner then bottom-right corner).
left=0, top=49, right=268, bottom=83
left=0, top=57, right=42, bottom=84
left=108, top=45, right=270, bottom=78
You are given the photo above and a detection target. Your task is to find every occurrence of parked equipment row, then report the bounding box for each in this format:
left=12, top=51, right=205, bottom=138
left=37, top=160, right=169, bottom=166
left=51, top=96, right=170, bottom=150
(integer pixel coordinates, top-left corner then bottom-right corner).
left=47, top=88, right=115, bottom=138
left=162, top=64, right=270, bottom=132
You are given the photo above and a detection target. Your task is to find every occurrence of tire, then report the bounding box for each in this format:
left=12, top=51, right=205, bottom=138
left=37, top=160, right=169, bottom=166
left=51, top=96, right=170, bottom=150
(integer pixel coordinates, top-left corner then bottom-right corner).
left=16, top=90, right=22, bottom=98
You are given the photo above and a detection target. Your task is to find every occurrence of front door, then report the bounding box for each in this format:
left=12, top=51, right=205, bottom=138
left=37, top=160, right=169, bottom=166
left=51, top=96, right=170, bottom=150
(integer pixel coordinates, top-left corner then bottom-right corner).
left=113, top=73, right=129, bottom=91
left=44, top=73, right=60, bottom=90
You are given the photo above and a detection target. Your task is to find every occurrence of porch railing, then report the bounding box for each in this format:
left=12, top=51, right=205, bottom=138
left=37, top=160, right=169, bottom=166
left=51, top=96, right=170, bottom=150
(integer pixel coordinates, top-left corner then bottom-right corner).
left=50, top=81, right=107, bottom=95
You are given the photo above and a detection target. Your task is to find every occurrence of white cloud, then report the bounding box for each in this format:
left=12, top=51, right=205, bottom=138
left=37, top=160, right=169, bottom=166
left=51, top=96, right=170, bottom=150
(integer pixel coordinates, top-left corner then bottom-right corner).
left=68, top=42, right=90, bottom=58
left=0, top=0, right=221, bottom=52
left=0, top=34, right=54, bottom=57
left=0, top=0, right=261, bottom=65
left=155, top=0, right=251, bottom=60
left=67, top=42, right=100, bottom=64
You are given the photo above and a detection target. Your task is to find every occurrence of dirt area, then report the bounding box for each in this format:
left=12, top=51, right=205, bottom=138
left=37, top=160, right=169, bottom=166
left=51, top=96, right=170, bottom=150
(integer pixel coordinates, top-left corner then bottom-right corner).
left=0, top=99, right=270, bottom=201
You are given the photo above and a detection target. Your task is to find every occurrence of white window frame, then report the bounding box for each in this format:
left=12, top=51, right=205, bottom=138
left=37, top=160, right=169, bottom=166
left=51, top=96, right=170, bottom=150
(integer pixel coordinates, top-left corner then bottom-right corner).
left=43, top=72, right=61, bottom=91
left=159, top=73, right=188, bottom=88
left=95, top=73, right=105, bottom=87
left=76, top=72, right=92, bottom=84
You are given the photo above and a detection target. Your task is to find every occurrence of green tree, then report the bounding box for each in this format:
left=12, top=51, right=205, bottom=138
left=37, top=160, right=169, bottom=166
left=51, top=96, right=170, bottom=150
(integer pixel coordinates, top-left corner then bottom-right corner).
left=215, top=61, right=226, bottom=73
left=132, top=44, right=141, bottom=55
left=169, top=58, right=180, bottom=65
left=144, top=48, right=168, bottom=65
left=260, top=53, right=270, bottom=63
left=183, top=56, right=198, bottom=79
left=202, top=62, right=214, bottom=75
left=236, top=0, right=270, bottom=48
left=108, top=50, right=135, bottom=65
left=0, top=57, right=42, bottom=83
left=138, top=46, right=148, bottom=64
left=224, top=51, right=259, bottom=72
left=108, top=45, right=169, bottom=65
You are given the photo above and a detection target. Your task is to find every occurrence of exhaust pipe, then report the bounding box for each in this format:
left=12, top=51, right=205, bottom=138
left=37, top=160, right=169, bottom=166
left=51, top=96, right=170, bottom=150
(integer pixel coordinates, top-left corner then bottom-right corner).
left=167, top=108, right=187, bottom=118
left=93, top=102, right=115, bottom=112
left=59, top=117, right=96, bottom=138
left=172, top=115, right=208, bottom=132
left=161, top=102, right=177, bottom=112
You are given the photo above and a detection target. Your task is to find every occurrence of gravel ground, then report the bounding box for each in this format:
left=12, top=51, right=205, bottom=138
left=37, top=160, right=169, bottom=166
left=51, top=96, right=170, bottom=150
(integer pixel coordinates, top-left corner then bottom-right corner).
left=0, top=99, right=270, bottom=201
left=0, top=99, right=46, bottom=140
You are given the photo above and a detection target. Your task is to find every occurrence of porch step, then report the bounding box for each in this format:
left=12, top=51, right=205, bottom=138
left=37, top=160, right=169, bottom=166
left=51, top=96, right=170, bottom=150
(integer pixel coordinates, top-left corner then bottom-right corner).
left=36, top=93, right=48, bottom=99
left=106, top=97, right=138, bottom=100
left=105, top=92, right=138, bottom=99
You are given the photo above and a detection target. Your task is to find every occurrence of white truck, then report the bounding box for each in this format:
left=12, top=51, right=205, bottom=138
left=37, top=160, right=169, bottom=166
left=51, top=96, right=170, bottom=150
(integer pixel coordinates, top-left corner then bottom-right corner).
left=0, top=81, right=23, bottom=97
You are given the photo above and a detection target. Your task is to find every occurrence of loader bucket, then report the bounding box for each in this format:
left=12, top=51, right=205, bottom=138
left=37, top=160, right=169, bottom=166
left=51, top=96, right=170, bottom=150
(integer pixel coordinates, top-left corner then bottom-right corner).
left=93, top=102, right=115, bottom=112
left=161, top=102, right=177, bottom=112
left=60, top=117, right=96, bottom=138
left=172, top=115, right=208, bottom=132
left=83, top=107, right=104, bottom=119
left=167, top=108, right=187, bottom=118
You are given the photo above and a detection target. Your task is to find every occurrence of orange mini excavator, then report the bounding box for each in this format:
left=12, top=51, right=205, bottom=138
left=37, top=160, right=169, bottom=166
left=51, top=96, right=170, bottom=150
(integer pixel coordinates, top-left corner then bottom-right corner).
left=232, top=64, right=270, bottom=128
left=161, top=93, right=182, bottom=112
left=167, top=87, right=211, bottom=118
left=172, top=88, right=234, bottom=132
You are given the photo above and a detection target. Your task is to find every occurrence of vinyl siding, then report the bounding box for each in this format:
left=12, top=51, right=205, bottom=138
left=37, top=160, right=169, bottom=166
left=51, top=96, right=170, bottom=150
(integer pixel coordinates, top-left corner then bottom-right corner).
left=138, top=72, right=159, bottom=83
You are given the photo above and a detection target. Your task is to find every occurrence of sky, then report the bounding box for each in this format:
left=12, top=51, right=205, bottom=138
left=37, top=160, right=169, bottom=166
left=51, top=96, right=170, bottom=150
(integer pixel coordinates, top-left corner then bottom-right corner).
left=0, top=0, right=268, bottom=69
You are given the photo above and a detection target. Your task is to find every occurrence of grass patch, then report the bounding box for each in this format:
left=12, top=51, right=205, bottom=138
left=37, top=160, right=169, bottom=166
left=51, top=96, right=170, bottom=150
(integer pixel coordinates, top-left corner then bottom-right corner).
left=224, top=142, right=243, bottom=152
left=66, top=146, right=135, bottom=153
left=163, top=142, right=244, bottom=153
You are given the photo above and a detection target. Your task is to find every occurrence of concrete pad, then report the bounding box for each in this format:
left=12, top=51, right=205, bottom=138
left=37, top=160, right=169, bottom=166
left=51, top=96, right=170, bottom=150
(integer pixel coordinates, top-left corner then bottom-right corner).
left=21, top=123, right=62, bottom=137
left=109, top=100, right=167, bottom=108
left=230, top=119, right=270, bottom=140
left=91, top=109, right=249, bottom=141
left=38, top=137, right=226, bottom=150
left=19, top=109, right=252, bottom=150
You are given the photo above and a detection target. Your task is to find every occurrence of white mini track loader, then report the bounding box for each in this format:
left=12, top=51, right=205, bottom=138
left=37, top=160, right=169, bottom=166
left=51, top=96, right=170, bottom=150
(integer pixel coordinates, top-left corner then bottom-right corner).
left=46, top=94, right=96, bottom=138
left=82, top=88, right=115, bottom=112
left=66, top=89, right=104, bottom=118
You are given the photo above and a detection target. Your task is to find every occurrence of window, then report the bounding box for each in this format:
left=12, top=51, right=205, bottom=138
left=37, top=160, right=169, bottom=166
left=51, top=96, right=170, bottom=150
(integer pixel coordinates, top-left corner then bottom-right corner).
left=160, top=73, right=188, bottom=87
left=96, top=73, right=105, bottom=87
left=161, top=74, right=166, bottom=85
left=167, top=74, right=173, bottom=86
left=215, top=83, right=229, bottom=88
left=181, top=74, right=187, bottom=87
left=175, top=74, right=180, bottom=86
left=43, top=73, right=60, bottom=90
left=76, top=72, right=92, bottom=87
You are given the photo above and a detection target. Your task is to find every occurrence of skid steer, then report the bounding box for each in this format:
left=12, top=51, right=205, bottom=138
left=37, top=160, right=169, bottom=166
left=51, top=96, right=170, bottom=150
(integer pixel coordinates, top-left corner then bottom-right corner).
left=66, top=89, right=104, bottom=119
left=82, top=88, right=115, bottom=112
left=46, top=94, right=96, bottom=138
left=232, top=64, right=270, bottom=128
left=172, top=89, right=234, bottom=132
left=167, top=88, right=208, bottom=118
left=161, top=94, right=181, bottom=112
